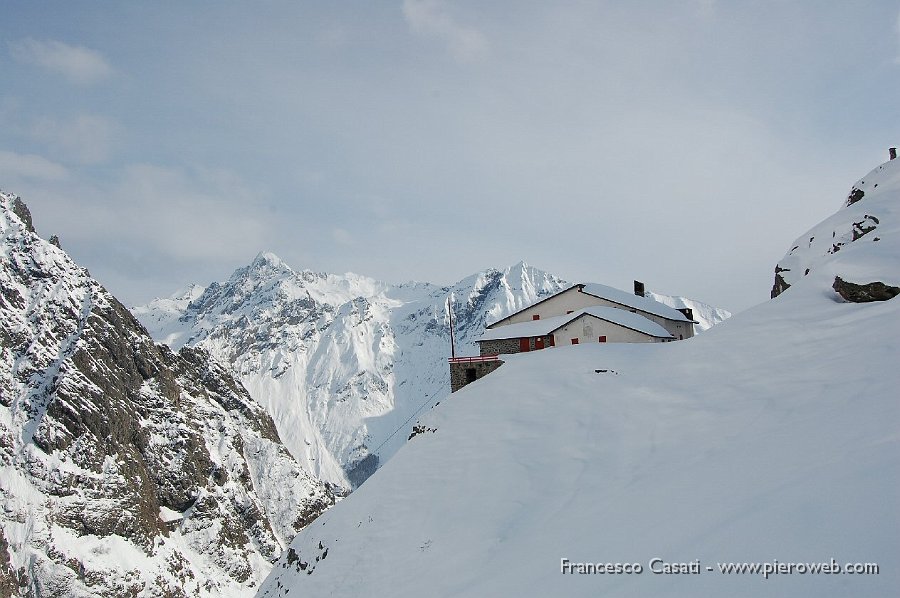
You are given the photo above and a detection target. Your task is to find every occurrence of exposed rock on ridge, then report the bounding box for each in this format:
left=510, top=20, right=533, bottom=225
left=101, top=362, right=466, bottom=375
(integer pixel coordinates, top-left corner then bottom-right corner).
left=771, top=158, right=900, bottom=299
left=0, top=190, right=333, bottom=597
left=833, top=276, right=900, bottom=303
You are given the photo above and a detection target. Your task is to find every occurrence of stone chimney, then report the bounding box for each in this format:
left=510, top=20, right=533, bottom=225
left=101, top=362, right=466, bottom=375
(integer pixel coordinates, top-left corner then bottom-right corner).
left=678, top=307, right=694, bottom=321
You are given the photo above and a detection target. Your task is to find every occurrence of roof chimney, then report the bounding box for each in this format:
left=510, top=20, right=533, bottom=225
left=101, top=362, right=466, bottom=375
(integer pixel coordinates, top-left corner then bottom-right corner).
left=678, top=307, right=694, bottom=321
left=633, top=280, right=645, bottom=297
left=890, top=148, right=897, bottom=161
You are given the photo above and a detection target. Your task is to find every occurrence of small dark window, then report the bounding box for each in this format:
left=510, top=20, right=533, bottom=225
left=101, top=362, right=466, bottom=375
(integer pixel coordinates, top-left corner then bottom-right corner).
left=598, top=335, right=607, bottom=343
left=566, top=310, right=574, bottom=314
left=465, top=368, right=477, bottom=383
left=532, top=314, right=540, bottom=320
left=571, top=338, right=579, bottom=345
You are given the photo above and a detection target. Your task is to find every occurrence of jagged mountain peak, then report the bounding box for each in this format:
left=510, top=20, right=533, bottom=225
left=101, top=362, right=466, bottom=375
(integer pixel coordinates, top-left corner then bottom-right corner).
left=445, top=262, right=568, bottom=330
left=252, top=250, right=288, bottom=268
left=230, top=250, right=296, bottom=287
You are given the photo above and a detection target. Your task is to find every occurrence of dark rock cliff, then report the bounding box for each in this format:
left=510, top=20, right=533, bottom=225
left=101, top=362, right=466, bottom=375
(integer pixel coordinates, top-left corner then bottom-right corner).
left=0, top=191, right=333, bottom=597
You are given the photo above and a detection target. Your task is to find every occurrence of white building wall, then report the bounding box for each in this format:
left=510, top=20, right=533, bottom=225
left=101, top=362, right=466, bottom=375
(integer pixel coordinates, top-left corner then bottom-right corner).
left=550, top=314, right=665, bottom=346
left=494, top=288, right=605, bottom=326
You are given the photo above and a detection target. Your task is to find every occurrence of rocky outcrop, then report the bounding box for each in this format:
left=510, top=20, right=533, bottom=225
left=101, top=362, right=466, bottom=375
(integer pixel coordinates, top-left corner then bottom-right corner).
left=846, top=186, right=865, bottom=206
left=770, top=266, right=792, bottom=299
left=0, top=191, right=334, bottom=597
left=770, top=158, right=897, bottom=299
left=833, top=277, right=900, bottom=303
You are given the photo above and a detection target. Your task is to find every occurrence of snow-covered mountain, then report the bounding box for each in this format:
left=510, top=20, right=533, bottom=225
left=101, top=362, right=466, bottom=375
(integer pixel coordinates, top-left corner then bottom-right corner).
left=0, top=191, right=333, bottom=597
left=135, top=257, right=728, bottom=490
left=134, top=259, right=571, bottom=488
left=257, top=159, right=899, bottom=597
left=646, top=290, right=731, bottom=333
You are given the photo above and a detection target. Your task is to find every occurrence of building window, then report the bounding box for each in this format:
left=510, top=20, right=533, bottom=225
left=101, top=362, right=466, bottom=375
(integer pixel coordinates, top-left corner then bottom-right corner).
left=598, top=335, right=607, bottom=343
left=571, top=338, right=579, bottom=345
left=535, top=336, right=545, bottom=350
left=566, top=310, right=574, bottom=314
left=532, top=314, right=540, bottom=320
left=465, top=368, right=477, bottom=383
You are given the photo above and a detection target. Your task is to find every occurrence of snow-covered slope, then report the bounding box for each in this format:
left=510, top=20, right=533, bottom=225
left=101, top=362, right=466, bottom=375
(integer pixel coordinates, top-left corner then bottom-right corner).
left=0, top=191, right=333, bottom=597
left=257, top=160, right=899, bottom=597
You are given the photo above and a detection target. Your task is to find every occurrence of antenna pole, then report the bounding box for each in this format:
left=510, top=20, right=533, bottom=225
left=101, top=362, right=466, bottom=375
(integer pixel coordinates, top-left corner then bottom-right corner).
left=447, top=295, right=457, bottom=359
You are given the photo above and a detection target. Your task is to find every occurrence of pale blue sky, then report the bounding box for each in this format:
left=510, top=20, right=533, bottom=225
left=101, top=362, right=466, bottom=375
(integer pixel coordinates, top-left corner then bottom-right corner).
left=2, top=1, right=899, bottom=312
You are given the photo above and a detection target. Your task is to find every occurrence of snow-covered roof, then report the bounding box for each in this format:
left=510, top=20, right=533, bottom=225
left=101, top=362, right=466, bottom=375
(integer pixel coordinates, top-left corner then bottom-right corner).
left=478, top=306, right=673, bottom=342
left=580, top=283, right=695, bottom=323
left=479, top=313, right=573, bottom=341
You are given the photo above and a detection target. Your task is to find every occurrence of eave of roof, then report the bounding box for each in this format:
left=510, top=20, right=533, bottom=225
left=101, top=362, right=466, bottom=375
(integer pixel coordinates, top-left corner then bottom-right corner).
left=579, top=283, right=697, bottom=323
left=485, top=285, right=581, bottom=328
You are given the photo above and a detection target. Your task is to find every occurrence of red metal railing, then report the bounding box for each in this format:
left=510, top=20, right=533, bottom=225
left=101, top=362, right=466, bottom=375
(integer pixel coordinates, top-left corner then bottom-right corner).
left=448, top=354, right=500, bottom=364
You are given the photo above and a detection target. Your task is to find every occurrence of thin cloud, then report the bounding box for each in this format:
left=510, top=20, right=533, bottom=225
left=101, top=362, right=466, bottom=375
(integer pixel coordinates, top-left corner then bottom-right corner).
left=30, top=114, right=120, bottom=165
left=402, top=0, right=489, bottom=62
left=0, top=150, right=69, bottom=181
left=332, top=227, right=356, bottom=245
left=897, top=10, right=900, bottom=64
left=9, top=38, right=113, bottom=85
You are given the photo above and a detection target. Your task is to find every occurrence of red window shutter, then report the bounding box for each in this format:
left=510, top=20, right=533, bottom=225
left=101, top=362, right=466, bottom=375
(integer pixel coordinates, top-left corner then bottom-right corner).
left=571, top=338, right=579, bottom=345
left=532, top=314, right=540, bottom=320
left=519, top=337, right=530, bottom=352
left=535, top=337, right=544, bottom=350
left=599, top=335, right=607, bottom=343
left=549, top=334, right=555, bottom=347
